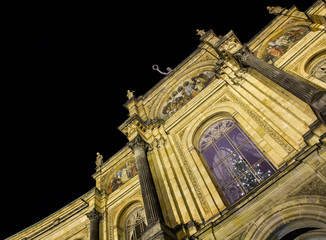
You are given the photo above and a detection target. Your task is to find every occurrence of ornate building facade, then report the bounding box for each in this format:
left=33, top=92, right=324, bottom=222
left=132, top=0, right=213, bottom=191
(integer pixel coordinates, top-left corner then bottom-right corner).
left=8, top=1, right=326, bottom=239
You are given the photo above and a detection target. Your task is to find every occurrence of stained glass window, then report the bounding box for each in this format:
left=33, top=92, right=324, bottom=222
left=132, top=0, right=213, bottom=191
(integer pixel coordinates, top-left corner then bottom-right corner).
left=199, top=119, right=276, bottom=205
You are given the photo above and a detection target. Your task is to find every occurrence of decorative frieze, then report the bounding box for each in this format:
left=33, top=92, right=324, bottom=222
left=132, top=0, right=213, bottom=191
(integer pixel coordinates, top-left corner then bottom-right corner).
left=171, top=135, right=209, bottom=210
left=228, top=89, right=294, bottom=153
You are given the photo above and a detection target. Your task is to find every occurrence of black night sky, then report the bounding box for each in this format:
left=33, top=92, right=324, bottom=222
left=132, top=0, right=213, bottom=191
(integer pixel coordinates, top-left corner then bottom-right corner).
left=2, top=1, right=316, bottom=239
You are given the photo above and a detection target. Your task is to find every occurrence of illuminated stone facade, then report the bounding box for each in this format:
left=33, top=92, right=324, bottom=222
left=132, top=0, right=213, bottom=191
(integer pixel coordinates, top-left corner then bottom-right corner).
left=8, top=1, right=326, bottom=239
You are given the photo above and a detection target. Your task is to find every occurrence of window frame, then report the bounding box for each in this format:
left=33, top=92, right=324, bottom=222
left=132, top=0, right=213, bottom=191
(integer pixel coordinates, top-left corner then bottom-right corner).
left=196, top=118, right=276, bottom=206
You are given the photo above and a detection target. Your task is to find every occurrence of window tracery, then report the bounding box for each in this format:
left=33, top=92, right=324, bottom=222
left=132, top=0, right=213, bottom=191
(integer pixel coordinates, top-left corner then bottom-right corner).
left=311, top=59, right=326, bottom=82
left=125, top=207, right=146, bottom=240
left=199, top=119, right=276, bottom=205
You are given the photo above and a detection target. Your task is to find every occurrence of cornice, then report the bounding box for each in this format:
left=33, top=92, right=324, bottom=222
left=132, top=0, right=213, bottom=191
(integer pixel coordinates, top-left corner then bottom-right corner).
left=118, top=113, right=165, bottom=141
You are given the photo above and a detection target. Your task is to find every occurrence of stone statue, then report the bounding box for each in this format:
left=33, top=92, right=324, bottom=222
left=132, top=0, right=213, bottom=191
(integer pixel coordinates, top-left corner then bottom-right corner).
left=127, top=90, right=135, bottom=99
left=95, top=152, right=103, bottom=167
left=196, top=29, right=206, bottom=37
left=267, top=6, right=284, bottom=15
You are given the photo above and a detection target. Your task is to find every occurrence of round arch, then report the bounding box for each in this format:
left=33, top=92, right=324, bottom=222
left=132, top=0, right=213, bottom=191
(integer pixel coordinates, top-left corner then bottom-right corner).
left=244, top=195, right=326, bottom=240
left=149, top=59, right=216, bottom=120
left=113, top=199, right=144, bottom=240
left=182, top=104, right=236, bottom=150
left=255, top=24, right=310, bottom=61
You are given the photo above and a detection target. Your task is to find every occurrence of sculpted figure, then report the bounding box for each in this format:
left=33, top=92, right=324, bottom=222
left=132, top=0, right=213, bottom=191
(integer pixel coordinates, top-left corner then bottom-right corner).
left=95, top=152, right=103, bottom=167
left=127, top=90, right=135, bottom=99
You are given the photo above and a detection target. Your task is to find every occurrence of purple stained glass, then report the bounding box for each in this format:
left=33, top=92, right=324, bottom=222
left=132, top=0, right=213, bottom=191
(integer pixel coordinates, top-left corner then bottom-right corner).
left=253, top=160, right=275, bottom=181
left=213, top=162, right=233, bottom=187
left=201, top=119, right=276, bottom=206
left=239, top=142, right=263, bottom=165
left=203, top=145, right=220, bottom=168
left=215, top=137, right=234, bottom=159
left=223, top=181, right=244, bottom=205
left=227, top=127, right=248, bottom=147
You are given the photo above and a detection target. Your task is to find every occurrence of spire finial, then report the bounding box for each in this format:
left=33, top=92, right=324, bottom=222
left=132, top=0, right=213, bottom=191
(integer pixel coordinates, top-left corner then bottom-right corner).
left=127, top=90, right=135, bottom=99
left=196, top=29, right=206, bottom=37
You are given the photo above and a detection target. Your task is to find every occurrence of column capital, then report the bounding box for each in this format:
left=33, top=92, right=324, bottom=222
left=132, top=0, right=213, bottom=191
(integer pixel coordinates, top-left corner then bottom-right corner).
left=86, top=208, right=102, bottom=221
left=232, top=43, right=252, bottom=68
left=127, top=135, right=149, bottom=152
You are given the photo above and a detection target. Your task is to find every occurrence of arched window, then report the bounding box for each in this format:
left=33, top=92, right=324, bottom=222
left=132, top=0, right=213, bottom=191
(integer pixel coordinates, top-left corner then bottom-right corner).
left=311, top=59, right=326, bottom=83
left=125, top=207, right=147, bottom=240
left=198, top=119, right=276, bottom=205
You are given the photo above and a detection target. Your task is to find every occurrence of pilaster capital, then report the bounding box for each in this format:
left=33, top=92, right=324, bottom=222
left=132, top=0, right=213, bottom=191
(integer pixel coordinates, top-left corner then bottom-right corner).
left=127, top=135, right=149, bottom=153
left=86, top=208, right=102, bottom=221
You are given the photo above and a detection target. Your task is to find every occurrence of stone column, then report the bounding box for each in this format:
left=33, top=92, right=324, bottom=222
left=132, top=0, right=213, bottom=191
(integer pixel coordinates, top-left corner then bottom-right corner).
left=233, top=44, right=326, bottom=123
left=128, top=135, right=176, bottom=240
left=127, top=135, right=164, bottom=225
left=86, top=208, right=102, bottom=240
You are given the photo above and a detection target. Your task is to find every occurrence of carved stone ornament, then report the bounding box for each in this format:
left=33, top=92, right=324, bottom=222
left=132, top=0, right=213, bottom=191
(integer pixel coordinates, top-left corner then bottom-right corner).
left=122, top=122, right=138, bottom=137
left=232, top=44, right=252, bottom=68
left=296, top=177, right=326, bottom=196
left=86, top=208, right=102, bottom=221
left=149, top=136, right=167, bottom=151
left=216, top=33, right=242, bottom=54
left=196, top=29, right=206, bottom=37
left=127, top=135, right=149, bottom=153
left=95, top=152, right=103, bottom=167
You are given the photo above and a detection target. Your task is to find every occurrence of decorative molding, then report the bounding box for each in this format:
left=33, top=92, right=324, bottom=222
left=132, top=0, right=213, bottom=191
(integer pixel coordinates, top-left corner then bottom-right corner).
left=320, top=165, right=326, bottom=178
left=228, top=89, right=294, bottom=153
left=216, top=95, right=231, bottom=103
left=178, top=128, right=186, bottom=141
left=108, top=209, right=113, bottom=240
left=172, top=135, right=209, bottom=210
left=149, top=136, right=167, bottom=151
left=216, top=30, right=242, bottom=54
